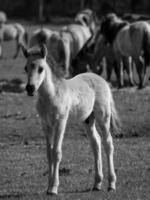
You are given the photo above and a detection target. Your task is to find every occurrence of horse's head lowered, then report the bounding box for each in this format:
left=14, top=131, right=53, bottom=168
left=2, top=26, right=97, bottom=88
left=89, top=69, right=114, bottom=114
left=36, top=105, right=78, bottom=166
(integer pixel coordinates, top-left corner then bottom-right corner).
left=100, top=13, right=128, bottom=44
left=22, top=44, right=48, bottom=96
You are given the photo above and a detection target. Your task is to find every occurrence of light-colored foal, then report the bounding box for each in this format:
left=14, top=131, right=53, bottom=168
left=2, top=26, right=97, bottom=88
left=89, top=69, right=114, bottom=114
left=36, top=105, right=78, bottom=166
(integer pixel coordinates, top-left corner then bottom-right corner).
left=22, top=44, right=119, bottom=195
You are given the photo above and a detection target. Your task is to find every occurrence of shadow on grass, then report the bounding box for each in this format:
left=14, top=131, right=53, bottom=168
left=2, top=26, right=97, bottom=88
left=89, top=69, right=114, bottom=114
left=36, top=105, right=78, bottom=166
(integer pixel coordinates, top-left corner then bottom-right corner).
left=0, top=78, right=25, bottom=93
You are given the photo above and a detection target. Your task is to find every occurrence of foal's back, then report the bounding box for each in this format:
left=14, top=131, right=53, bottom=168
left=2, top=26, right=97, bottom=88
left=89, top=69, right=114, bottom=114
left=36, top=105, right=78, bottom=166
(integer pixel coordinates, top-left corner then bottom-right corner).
left=66, top=73, right=111, bottom=121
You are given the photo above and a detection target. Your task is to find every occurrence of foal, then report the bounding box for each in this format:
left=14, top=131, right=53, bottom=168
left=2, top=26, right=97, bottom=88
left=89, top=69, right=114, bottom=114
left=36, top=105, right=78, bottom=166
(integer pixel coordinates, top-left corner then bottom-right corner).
left=22, top=44, right=119, bottom=195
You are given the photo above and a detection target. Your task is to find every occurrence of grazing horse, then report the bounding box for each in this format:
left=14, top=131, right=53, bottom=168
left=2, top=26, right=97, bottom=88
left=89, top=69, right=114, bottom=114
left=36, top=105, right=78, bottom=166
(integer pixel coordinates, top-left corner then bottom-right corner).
left=22, top=44, right=119, bottom=195
left=72, top=36, right=134, bottom=87
left=29, top=28, right=53, bottom=47
left=47, top=24, right=92, bottom=77
left=46, top=10, right=96, bottom=77
left=0, top=23, right=28, bottom=58
left=93, top=35, right=134, bottom=86
left=97, top=13, right=150, bottom=88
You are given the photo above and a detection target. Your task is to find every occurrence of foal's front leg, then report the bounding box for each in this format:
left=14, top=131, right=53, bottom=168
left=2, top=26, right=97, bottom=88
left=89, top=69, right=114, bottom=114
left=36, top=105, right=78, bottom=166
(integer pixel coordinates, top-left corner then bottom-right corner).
left=42, top=123, right=54, bottom=190
left=47, top=114, right=68, bottom=195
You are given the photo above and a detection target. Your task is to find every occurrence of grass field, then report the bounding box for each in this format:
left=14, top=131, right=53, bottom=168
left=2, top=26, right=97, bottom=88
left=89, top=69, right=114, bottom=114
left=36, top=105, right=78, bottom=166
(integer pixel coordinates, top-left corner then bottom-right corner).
left=0, top=21, right=150, bottom=200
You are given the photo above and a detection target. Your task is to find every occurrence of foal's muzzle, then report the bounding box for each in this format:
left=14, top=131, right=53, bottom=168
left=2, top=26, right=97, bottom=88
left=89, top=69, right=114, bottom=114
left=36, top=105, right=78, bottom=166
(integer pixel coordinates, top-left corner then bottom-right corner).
left=25, top=84, right=35, bottom=96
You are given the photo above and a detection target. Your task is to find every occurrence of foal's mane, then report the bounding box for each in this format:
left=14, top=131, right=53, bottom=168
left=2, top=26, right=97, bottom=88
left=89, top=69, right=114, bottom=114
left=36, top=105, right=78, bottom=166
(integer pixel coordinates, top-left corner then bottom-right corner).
left=46, top=55, right=65, bottom=79
left=100, top=13, right=129, bottom=44
left=26, top=45, right=44, bottom=57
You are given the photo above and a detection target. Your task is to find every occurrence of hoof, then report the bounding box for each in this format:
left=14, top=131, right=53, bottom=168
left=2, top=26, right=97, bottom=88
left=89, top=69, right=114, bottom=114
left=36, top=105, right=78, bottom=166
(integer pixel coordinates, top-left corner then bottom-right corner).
left=130, top=83, right=135, bottom=87
left=138, top=87, right=144, bottom=90
left=93, top=183, right=102, bottom=191
left=108, top=184, right=116, bottom=192
left=138, top=84, right=145, bottom=89
left=47, top=191, right=57, bottom=196
left=46, top=186, right=58, bottom=196
left=118, top=85, right=123, bottom=89
left=93, top=187, right=101, bottom=191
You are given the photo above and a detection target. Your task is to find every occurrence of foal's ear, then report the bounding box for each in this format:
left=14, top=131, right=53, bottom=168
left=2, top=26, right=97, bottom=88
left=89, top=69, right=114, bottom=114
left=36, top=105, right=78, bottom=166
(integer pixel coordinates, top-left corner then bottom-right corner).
left=21, top=45, right=28, bottom=58
left=40, top=44, right=47, bottom=58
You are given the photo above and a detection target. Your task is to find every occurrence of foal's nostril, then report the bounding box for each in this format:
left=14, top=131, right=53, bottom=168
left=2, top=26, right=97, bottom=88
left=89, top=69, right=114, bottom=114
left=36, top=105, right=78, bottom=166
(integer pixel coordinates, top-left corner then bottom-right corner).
left=26, top=84, right=35, bottom=94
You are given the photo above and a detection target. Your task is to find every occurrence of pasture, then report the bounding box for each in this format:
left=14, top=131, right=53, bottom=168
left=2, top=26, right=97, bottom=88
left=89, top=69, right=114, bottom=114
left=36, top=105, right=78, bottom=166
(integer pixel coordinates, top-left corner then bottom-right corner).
left=0, top=21, right=150, bottom=200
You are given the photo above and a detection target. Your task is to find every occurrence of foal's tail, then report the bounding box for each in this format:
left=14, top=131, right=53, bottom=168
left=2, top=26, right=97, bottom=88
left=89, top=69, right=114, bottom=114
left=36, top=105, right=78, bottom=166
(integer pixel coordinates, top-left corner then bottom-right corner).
left=110, top=92, right=121, bottom=136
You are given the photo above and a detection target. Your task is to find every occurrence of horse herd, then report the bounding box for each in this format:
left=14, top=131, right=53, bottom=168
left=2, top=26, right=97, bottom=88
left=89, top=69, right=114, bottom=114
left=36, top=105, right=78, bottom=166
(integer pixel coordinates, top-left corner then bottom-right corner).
left=1, top=10, right=150, bottom=89
left=0, top=10, right=150, bottom=89
left=0, top=9, right=149, bottom=195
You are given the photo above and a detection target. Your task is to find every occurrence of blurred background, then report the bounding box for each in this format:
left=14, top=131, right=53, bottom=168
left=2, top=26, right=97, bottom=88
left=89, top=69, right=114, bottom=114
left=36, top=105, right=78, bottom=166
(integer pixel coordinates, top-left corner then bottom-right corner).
left=0, top=0, right=150, bottom=21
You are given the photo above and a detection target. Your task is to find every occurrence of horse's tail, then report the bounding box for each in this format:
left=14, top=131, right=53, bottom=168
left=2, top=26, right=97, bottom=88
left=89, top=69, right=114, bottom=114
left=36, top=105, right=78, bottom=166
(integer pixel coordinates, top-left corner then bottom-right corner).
left=142, top=26, right=150, bottom=66
left=110, top=91, right=121, bottom=136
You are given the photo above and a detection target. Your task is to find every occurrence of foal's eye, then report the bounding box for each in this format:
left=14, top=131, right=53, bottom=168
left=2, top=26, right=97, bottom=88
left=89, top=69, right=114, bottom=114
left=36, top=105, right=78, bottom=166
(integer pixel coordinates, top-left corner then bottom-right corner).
left=38, top=67, right=43, bottom=73
left=24, top=66, right=27, bottom=72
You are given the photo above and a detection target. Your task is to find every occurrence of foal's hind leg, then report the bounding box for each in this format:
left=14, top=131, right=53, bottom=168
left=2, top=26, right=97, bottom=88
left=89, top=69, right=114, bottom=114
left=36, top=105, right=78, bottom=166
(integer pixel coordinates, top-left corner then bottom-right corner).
left=85, top=112, right=103, bottom=190
left=99, top=119, right=116, bottom=191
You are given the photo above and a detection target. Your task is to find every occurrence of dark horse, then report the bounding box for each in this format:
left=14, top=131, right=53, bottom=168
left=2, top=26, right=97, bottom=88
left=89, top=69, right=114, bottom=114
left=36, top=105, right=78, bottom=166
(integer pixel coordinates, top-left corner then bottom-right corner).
left=71, top=27, right=134, bottom=88
left=96, top=13, right=150, bottom=88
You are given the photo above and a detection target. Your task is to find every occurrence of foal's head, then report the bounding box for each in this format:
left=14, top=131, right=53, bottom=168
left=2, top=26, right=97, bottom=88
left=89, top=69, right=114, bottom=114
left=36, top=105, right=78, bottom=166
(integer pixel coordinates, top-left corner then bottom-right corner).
left=22, top=44, right=48, bottom=96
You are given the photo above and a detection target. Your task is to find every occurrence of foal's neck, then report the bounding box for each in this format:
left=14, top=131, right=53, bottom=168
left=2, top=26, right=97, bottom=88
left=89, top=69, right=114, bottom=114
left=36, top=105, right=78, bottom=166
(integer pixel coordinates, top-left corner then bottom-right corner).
left=38, top=63, right=65, bottom=103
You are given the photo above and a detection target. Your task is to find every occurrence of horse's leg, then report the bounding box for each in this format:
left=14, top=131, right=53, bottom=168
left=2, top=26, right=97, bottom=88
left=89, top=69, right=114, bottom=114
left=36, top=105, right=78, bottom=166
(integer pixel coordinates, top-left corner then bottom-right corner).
left=42, top=123, right=54, bottom=190
left=63, top=41, right=71, bottom=78
left=123, top=56, right=134, bottom=86
left=143, top=58, right=147, bottom=86
left=106, top=58, right=113, bottom=82
left=119, top=59, right=124, bottom=88
left=13, top=35, right=21, bottom=59
left=93, top=59, right=104, bottom=75
left=47, top=114, right=68, bottom=195
left=13, top=40, right=20, bottom=59
left=114, top=58, right=124, bottom=88
left=0, top=40, right=3, bottom=59
left=100, top=119, right=116, bottom=191
left=134, top=57, right=146, bottom=89
left=84, top=112, right=103, bottom=190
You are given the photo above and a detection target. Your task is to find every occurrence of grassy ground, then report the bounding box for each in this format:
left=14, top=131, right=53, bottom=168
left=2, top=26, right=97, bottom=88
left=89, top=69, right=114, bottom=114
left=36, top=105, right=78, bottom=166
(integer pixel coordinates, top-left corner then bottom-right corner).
left=0, top=22, right=150, bottom=200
